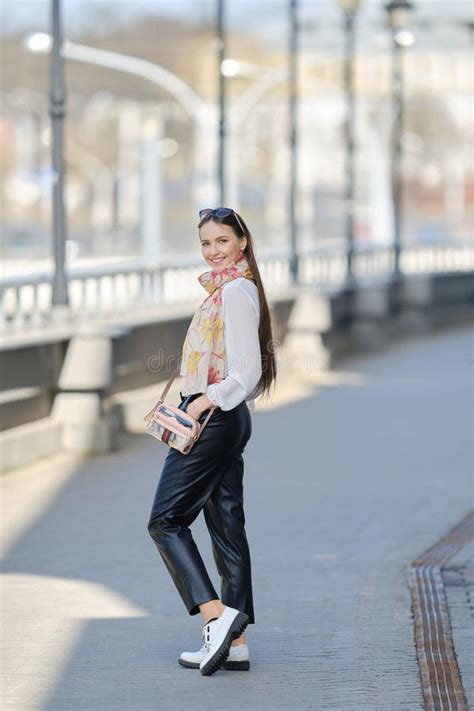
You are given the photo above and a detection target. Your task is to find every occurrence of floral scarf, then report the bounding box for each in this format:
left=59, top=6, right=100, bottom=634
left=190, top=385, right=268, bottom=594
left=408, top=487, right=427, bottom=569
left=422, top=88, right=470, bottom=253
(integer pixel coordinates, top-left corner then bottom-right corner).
left=179, top=251, right=255, bottom=394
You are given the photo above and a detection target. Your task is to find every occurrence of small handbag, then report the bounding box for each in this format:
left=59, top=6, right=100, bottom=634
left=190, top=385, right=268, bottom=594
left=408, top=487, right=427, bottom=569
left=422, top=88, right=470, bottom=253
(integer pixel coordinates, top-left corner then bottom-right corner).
left=143, top=366, right=217, bottom=455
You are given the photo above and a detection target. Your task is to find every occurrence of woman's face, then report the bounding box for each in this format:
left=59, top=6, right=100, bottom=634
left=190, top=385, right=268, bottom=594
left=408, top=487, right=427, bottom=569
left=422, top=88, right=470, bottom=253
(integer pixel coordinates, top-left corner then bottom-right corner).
left=199, top=219, right=247, bottom=272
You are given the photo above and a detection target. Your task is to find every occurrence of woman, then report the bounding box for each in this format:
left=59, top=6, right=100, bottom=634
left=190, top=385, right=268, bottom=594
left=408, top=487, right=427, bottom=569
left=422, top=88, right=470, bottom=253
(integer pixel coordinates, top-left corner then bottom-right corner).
left=147, top=207, right=277, bottom=676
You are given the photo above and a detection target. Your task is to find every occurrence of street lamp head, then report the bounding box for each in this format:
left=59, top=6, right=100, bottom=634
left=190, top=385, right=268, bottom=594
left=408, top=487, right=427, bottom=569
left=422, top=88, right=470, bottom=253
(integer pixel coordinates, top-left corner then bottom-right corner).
left=394, top=29, right=415, bottom=47
left=24, top=32, right=52, bottom=53
left=338, top=0, right=361, bottom=13
left=385, top=1, right=414, bottom=31
left=220, top=58, right=240, bottom=78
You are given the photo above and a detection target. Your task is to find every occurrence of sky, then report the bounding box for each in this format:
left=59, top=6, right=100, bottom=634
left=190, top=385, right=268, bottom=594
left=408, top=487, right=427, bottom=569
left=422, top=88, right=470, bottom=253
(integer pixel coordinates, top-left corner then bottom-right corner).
left=0, top=1, right=472, bottom=54
left=1, top=1, right=472, bottom=32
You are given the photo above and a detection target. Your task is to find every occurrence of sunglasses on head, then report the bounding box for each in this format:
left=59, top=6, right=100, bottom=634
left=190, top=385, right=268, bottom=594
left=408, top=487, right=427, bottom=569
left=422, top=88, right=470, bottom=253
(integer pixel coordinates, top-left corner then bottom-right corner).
left=198, top=207, right=245, bottom=233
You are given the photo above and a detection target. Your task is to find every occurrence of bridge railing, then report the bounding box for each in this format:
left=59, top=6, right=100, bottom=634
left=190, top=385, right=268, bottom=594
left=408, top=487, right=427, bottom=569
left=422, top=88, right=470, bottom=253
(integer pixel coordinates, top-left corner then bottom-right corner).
left=1, top=243, right=473, bottom=332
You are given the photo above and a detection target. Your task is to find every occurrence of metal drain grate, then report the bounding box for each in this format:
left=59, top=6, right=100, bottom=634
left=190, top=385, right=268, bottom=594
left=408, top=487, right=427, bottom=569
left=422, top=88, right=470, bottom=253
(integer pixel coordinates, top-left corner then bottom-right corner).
left=410, top=511, right=474, bottom=710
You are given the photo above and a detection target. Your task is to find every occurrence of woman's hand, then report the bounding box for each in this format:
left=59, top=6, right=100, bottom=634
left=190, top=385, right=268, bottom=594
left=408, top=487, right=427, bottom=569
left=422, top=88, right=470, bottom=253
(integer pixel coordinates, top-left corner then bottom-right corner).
left=185, top=394, right=215, bottom=420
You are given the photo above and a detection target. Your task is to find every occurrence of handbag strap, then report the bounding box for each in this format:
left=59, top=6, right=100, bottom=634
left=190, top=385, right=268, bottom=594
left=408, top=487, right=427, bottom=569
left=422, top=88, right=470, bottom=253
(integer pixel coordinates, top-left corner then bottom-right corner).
left=195, top=406, right=216, bottom=441
left=144, top=366, right=183, bottom=422
left=160, top=365, right=181, bottom=401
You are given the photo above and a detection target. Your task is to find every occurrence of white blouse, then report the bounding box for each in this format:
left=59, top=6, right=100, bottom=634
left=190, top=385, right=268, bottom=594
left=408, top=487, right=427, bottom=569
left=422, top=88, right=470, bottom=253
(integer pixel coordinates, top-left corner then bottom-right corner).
left=206, top=277, right=262, bottom=412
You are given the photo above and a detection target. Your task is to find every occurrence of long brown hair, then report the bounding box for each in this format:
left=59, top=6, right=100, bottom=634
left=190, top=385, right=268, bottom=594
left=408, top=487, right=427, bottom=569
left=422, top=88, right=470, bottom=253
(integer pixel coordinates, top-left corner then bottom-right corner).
left=198, top=210, right=277, bottom=401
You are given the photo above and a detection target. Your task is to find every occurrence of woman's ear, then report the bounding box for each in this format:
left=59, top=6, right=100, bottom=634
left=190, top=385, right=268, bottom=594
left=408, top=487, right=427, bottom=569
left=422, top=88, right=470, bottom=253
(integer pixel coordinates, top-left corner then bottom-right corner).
left=240, top=237, right=248, bottom=252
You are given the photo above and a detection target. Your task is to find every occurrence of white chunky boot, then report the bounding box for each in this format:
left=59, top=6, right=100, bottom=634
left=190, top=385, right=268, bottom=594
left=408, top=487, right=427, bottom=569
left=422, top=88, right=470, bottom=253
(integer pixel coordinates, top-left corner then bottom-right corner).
left=198, top=606, right=249, bottom=676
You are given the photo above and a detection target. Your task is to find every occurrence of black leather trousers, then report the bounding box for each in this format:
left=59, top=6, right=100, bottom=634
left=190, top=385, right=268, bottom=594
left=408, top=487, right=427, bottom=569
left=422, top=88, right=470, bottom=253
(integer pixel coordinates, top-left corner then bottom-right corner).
left=147, top=392, right=255, bottom=624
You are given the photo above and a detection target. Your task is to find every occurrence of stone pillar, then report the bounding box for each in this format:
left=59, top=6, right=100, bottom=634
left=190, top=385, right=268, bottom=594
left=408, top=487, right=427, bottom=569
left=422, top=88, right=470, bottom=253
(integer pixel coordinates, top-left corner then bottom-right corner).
left=277, top=288, right=333, bottom=378
left=388, top=274, right=432, bottom=337
left=348, top=282, right=390, bottom=352
left=52, top=326, right=118, bottom=453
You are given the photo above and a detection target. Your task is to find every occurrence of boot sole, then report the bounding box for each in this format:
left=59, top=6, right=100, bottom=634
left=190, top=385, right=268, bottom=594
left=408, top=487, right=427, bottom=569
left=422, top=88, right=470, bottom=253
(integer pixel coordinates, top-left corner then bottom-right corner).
left=200, top=612, right=249, bottom=676
left=178, top=658, right=250, bottom=671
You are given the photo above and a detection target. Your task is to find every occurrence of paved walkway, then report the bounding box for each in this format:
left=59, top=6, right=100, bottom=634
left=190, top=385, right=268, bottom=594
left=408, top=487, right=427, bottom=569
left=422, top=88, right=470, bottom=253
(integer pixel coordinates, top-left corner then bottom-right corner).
left=1, top=325, right=472, bottom=710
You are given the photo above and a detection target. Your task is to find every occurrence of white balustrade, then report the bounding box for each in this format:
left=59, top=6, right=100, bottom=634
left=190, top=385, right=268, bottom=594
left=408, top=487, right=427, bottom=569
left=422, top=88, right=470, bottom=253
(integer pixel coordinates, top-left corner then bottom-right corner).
left=1, top=244, right=473, bottom=332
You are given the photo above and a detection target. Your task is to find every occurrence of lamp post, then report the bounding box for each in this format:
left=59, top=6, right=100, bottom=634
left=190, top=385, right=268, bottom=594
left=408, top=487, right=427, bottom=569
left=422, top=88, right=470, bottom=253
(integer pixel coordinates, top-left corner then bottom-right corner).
left=222, top=61, right=289, bottom=208
left=338, top=0, right=360, bottom=287
left=385, top=0, right=414, bottom=280
left=289, top=0, right=299, bottom=285
left=26, top=34, right=217, bottom=249
left=217, top=0, right=226, bottom=205
left=50, top=0, right=69, bottom=311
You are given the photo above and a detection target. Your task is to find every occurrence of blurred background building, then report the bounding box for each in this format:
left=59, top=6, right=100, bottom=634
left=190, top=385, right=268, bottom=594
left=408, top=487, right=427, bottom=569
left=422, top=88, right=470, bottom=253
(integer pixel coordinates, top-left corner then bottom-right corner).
left=0, top=0, right=472, bottom=277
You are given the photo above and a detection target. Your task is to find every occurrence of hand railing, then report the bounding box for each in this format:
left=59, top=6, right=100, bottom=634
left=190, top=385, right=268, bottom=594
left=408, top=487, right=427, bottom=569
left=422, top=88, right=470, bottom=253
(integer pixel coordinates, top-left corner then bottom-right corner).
left=1, top=243, right=473, bottom=332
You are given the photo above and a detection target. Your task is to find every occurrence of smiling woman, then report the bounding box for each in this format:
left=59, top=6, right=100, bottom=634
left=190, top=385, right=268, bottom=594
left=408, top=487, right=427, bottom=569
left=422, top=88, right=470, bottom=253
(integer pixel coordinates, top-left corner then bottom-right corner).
left=147, top=207, right=276, bottom=676
left=181, top=206, right=277, bottom=415
left=199, top=219, right=245, bottom=270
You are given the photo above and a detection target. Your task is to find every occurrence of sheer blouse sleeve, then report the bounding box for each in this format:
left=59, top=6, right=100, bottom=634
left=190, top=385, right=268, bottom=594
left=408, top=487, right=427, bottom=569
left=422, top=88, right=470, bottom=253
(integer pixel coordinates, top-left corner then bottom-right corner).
left=206, top=280, right=262, bottom=411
